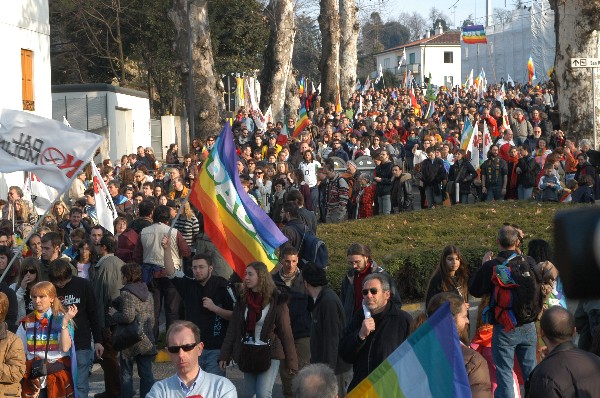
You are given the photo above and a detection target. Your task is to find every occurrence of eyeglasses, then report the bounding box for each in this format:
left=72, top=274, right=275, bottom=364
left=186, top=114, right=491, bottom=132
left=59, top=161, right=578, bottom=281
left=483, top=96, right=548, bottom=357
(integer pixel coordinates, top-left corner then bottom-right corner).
left=25, top=269, right=37, bottom=274
left=166, top=343, right=197, bottom=353
left=362, top=288, right=379, bottom=296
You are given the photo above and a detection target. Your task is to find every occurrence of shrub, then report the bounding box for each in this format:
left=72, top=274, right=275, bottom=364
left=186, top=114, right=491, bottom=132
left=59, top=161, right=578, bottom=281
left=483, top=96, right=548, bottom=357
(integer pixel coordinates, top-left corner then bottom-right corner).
left=320, top=201, right=563, bottom=302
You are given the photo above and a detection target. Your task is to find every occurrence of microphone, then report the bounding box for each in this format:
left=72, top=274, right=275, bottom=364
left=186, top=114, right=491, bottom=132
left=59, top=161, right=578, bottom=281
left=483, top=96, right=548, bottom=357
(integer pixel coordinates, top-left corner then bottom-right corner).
left=362, top=303, right=371, bottom=319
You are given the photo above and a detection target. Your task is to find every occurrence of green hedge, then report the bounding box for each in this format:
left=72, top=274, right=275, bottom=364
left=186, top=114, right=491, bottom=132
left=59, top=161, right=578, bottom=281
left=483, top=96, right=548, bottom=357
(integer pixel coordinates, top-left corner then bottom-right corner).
left=319, top=201, right=567, bottom=302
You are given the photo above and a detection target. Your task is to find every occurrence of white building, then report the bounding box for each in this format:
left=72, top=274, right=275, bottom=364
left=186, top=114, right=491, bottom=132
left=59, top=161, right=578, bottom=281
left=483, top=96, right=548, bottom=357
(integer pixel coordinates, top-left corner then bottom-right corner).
left=373, top=27, right=462, bottom=88
left=461, top=0, right=555, bottom=84
left=52, top=84, right=151, bottom=162
left=0, top=0, right=53, bottom=198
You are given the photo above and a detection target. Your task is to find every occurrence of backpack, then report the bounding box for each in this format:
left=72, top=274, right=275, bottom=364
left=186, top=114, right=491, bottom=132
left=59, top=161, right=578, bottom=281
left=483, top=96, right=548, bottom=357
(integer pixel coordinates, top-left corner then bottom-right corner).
left=115, top=228, right=139, bottom=263
left=487, top=254, right=544, bottom=330
left=291, top=224, right=329, bottom=269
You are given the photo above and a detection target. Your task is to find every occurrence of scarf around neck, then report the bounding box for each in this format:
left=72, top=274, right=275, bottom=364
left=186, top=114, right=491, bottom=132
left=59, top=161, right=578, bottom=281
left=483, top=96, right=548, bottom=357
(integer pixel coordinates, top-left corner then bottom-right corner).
left=245, top=290, right=264, bottom=334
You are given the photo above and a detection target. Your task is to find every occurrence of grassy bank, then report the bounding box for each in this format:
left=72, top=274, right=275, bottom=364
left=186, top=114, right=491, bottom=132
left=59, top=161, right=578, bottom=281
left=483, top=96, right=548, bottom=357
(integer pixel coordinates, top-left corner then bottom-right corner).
left=318, top=201, right=567, bottom=302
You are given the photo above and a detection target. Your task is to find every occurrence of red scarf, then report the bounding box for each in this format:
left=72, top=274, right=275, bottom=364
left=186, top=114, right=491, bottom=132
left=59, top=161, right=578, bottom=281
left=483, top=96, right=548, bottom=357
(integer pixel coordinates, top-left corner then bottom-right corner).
left=245, top=291, right=264, bottom=334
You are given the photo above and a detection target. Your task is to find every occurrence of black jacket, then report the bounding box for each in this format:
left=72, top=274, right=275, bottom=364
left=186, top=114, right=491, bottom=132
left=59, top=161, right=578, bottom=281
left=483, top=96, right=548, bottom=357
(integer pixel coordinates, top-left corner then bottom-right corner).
left=390, top=173, right=413, bottom=212
left=375, top=161, right=394, bottom=196
left=340, top=302, right=412, bottom=392
left=421, top=157, right=448, bottom=186
left=273, top=271, right=311, bottom=340
left=308, top=287, right=352, bottom=374
left=526, top=342, right=600, bottom=398
left=517, top=156, right=540, bottom=188
left=170, top=274, right=234, bottom=350
left=449, top=159, right=477, bottom=194
left=56, top=276, right=102, bottom=347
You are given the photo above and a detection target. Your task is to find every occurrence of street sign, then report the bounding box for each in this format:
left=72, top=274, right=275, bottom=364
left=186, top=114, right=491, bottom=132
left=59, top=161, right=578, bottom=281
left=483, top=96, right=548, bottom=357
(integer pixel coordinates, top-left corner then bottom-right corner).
left=571, top=58, right=600, bottom=68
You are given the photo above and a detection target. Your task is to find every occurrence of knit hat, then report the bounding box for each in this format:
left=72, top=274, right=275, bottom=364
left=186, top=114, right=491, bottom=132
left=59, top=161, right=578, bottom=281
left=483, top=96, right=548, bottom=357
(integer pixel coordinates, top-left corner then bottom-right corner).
left=302, top=262, right=328, bottom=287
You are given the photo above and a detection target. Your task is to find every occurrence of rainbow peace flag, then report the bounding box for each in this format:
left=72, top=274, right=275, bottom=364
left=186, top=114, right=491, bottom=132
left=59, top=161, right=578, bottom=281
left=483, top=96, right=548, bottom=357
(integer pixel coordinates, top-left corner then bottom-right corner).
left=528, top=56, right=537, bottom=83
left=462, top=25, right=487, bottom=44
left=189, top=122, right=287, bottom=277
left=347, top=302, right=471, bottom=398
left=460, top=117, right=475, bottom=151
left=293, top=103, right=310, bottom=137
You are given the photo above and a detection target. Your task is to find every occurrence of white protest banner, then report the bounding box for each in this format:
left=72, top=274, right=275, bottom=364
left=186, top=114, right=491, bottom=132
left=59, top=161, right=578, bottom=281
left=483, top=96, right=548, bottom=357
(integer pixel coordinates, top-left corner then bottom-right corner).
left=0, top=109, right=103, bottom=191
left=91, top=161, right=117, bottom=234
left=26, top=172, right=58, bottom=215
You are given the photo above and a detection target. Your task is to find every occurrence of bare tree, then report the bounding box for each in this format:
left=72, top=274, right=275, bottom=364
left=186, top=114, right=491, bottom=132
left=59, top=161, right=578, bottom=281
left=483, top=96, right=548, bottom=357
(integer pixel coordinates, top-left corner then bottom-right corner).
left=339, top=0, right=359, bottom=102
left=260, top=0, right=296, bottom=122
left=397, top=11, right=427, bottom=41
left=170, top=0, right=223, bottom=139
left=492, top=8, right=513, bottom=25
left=318, top=0, right=340, bottom=105
left=549, top=0, right=600, bottom=143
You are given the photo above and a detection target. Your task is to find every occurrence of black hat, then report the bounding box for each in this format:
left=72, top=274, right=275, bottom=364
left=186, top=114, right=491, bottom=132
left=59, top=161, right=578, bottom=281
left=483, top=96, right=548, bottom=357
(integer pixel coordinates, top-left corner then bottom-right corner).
left=302, top=262, right=328, bottom=287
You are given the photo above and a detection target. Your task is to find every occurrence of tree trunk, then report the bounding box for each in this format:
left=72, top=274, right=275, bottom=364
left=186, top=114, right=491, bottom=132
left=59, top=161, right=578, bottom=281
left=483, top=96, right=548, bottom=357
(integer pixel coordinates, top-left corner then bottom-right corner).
left=170, top=0, right=223, bottom=140
left=260, top=0, right=296, bottom=123
left=339, top=0, right=358, bottom=103
left=285, top=69, right=300, bottom=120
left=549, top=0, right=600, bottom=145
left=318, top=0, right=340, bottom=106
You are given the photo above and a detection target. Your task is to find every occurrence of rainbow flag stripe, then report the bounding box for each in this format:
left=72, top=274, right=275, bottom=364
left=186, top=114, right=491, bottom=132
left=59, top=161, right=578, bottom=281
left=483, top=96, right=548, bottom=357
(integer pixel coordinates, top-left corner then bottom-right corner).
left=460, top=118, right=475, bottom=151
left=528, top=56, right=537, bottom=82
left=347, top=303, right=471, bottom=398
left=293, top=104, right=310, bottom=138
left=189, top=123, right=287, bottom=277
left=462, top=25, right=487, bottom=44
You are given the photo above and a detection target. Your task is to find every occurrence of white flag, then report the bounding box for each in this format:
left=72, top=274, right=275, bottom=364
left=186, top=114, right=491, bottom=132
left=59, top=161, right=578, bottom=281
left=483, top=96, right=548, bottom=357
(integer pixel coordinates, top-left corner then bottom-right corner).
left=91, top=161, right=117, bottom=234
left=27, top=172, right=58, bottom=215
left=482, top=122, right=492, bottom=164
left=0, top=109, right=103, bottom=191
left=507, top=74, right=514, bottom=87
left=355, top=96, right=363, bottom=119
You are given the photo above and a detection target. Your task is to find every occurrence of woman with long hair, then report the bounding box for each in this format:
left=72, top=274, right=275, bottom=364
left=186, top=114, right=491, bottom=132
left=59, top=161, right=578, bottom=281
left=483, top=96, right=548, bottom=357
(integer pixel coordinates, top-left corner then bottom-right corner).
left=219, top=262, right=297, bottom=398
left=16, top=281, right=77, bottom=398
left=16, top=257, right=41, bottom=322
left=108, top=263, right=156, bottom=398
left=534, top=138, right=552, bottom=169
left=144, top=147, right=159, bottom=171
left=425, top=245, right=469, bottom=307
left=51, top=201, right=70, bottom=224
left=505, top=146, right=520, bottom=200
left=75, top=241, right=94, bottom=280
left=0, top=246, right=19, bottom=289
left=173, top=202, right=200, bottom=255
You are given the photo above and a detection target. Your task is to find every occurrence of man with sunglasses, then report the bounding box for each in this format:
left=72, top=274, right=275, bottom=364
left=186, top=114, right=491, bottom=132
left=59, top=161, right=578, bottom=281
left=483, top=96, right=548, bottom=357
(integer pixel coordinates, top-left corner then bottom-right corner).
left=147, top=321, right=236, bottom=398
left=339, top=273, right=412, bottom=393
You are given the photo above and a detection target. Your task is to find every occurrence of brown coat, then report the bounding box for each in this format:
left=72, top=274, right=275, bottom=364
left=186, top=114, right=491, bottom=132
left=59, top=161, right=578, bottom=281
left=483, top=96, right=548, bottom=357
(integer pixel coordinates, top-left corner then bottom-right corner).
left=0, top=322, right=26, bottom=397
left=219, top=291, right=298, bottom=372
left=462, top=345, right=492, bottom=398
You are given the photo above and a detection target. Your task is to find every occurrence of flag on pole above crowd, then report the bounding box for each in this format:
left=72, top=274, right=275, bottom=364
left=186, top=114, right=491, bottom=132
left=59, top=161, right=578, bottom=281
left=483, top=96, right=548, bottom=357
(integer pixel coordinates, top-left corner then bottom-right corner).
left=355, top=79, right=362, bottom=92
left=482, top=122, right=492, bottom=164
left=398, top=48, right=406, bottom=70
left=298, top=76, right=306, bottom=97
left=347, top=302, right=471, bottom=398
left=355, top=96, right=363, bottom=119
left=335, top=83, right=343, bottom=113
left=460, top=118, right=475, bottom=151
left=188, top=122, right=287, bottom=278
left=461, top=24, right=487, bottom=44
left=527, top=56, right=537, bottom=84
left=465, top=69, right=474, bottom=89
left=293, top=103, right=310, bottom=137
left=375, top=64, right=383, bottom=84
left=507, top=74, right=515, bottom=87
left=0, top=108, right=103, bottom=191
left=24, top=172, right=58, bottom=215
left=91, top=161, right=117, bottom=234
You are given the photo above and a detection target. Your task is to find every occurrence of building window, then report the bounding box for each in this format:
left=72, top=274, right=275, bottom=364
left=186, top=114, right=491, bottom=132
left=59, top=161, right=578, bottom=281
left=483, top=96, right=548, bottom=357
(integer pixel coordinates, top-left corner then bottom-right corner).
left=409, top=53, right=416, bottom=64
left=444, top=52, right=453, bottom=63
left=384, top=58, right=390, bottom=69
left=21, top=49, right=34, bottom=111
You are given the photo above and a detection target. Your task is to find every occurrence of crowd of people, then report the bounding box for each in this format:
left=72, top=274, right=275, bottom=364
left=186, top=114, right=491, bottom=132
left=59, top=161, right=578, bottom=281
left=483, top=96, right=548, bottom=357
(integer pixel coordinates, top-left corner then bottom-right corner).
left=0, top=80, right=600, bottom=398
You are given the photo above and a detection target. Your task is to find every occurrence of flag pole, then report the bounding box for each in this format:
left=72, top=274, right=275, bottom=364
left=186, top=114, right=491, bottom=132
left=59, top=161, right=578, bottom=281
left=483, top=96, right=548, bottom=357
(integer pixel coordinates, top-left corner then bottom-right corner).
left=0, top=162, right=91, bottom=284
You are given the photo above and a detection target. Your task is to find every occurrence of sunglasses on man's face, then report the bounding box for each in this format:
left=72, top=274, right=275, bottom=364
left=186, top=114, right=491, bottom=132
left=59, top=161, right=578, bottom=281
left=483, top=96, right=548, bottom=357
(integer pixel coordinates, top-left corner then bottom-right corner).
left=166, top=343, right=197, bottom=354
left=362, top=287, right=379, bottom=296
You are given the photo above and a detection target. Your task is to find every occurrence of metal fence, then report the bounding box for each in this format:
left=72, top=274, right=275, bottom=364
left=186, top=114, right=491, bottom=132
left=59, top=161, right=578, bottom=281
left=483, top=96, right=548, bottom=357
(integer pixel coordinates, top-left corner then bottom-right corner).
left=52, top=95, right=109, bottom=135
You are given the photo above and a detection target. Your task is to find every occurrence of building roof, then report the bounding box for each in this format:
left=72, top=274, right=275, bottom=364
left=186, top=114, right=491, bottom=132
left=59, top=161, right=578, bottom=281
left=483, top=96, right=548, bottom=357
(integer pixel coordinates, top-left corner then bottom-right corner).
left=52, top=83, right=148, bottom=99
left=375, top=31, right=461, bottom=55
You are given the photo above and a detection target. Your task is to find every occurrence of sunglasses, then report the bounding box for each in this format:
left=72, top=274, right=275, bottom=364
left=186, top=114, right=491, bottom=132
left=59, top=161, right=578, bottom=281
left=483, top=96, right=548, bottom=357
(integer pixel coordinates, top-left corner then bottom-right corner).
left=362, top=288, right=379, bottom=296
left=166, top=343, right=197, bottom=354
left=25, top=269, right=37, bottom=275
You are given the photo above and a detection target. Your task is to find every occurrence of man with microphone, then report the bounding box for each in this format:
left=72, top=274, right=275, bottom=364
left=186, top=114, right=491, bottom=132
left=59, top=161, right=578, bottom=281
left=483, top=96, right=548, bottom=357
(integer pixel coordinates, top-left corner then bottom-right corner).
left=339, top=273, right=412, bottom=393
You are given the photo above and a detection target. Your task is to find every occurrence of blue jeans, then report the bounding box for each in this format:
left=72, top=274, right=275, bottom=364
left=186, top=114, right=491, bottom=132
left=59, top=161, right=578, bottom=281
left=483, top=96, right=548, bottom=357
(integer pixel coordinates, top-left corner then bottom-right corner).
left=76, top=349, right=93, bottom=398
left=424, top=185, right=442, bottom=207
left=199, top=348, right=224, bottom=376
left=119, top=353, right=155, bottom=398
left=243, top=359, right=280, bottom=398
left=492, top=322, right=537, bottom=398
left=518, top=186, right=534, bottom=200
left=378, top=194, right=391, bottom=215
left=485, top=185, right=504, bottom=201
